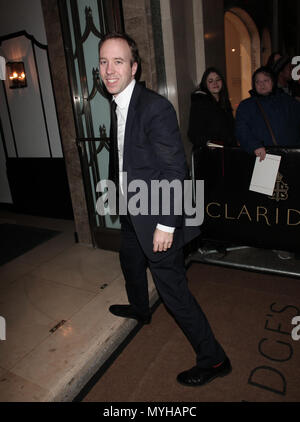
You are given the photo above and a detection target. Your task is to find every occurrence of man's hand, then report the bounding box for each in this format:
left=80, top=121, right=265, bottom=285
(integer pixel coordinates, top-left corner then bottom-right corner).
left=254, top=147, right=266, bottom=161
left=153, top=228, right=173, bottom=252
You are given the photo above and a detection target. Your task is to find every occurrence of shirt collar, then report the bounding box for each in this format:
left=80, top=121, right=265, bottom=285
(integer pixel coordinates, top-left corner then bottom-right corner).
left=113, top=79, right=136, bottom=110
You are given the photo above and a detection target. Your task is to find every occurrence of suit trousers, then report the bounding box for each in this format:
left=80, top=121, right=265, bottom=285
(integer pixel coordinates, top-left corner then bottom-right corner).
left=119, top=214, right=226, bottom=367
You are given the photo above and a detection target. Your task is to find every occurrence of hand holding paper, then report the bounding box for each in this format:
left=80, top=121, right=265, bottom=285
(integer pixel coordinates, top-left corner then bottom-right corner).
left=254, top=147, right=266, bottom=161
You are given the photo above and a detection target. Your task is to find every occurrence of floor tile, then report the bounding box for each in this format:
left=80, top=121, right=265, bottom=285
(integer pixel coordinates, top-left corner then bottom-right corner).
left=0, top=211, right=159, bottom=401
left=0, top=261, right=36, bottom=290
left=31, top=244, right=122, bottom=293
left=10, top=273, right=158, bottom=400
left=9, top=231, right=76, bottom=268
left=0, top=274, right=96, bottom=370
left=0, top=367, right=48, bottom=402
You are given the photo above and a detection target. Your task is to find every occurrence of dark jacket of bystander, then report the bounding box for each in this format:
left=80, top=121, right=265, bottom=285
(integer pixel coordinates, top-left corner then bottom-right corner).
left=236, top=89, right=300, bottom=155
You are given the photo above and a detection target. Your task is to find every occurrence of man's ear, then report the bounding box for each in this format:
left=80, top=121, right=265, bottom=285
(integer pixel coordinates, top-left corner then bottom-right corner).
left=132, top=62, right=138, bottom=78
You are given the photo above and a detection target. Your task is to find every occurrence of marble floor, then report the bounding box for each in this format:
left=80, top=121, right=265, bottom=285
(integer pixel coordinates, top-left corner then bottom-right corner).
left=0, top=211, right=158, bottom=402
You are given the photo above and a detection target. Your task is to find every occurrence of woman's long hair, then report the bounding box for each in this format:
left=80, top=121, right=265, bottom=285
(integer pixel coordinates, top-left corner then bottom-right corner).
left=199, top=67, right=232, bottom=112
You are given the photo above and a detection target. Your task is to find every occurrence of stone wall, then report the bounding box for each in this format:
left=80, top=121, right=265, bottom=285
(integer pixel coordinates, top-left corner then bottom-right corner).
left=122, top=0, right=158, bottom=91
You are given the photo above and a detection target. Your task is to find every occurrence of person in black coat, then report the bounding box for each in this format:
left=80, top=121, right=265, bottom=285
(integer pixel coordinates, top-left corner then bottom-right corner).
left=99, top=33, right=231, bottom=387
left=236, top=66, right=300, bottom=161
left=188, top=67, right=236, bottom=147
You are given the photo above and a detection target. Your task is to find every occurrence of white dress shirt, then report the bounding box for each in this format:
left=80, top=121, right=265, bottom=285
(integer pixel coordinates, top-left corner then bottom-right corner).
left=113, top=79, right=174, bottom=234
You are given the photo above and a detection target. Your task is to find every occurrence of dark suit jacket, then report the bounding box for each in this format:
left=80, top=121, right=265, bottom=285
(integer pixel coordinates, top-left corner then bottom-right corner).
left=122, top=82, right=200, bottom=262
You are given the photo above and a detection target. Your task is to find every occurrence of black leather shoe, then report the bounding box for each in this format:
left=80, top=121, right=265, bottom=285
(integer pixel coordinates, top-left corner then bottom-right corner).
left=109, top=304, right=152, bottom=324
left=177, top=357, right=232, bottom=387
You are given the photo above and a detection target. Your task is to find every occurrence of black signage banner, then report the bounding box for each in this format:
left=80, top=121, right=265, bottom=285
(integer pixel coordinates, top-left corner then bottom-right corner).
left=193, top=146, right=300, bottom=252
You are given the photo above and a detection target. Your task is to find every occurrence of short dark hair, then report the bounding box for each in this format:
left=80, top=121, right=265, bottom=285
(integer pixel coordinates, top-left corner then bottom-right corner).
left=252, top=66, right=277, bottom=95
left=99, top=32, right=142, bottom=80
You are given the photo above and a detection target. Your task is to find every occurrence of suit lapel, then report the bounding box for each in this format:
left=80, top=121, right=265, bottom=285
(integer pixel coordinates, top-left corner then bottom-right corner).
left=123, top=82, right=143, bottom=171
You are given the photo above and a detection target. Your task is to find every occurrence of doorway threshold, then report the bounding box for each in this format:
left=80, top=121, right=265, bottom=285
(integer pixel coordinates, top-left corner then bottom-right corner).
left=186, top=245, right=300, bottom=279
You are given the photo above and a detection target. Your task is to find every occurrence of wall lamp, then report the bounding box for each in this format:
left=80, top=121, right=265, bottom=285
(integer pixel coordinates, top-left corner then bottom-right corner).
left=6, top=61, right=27, bottom=89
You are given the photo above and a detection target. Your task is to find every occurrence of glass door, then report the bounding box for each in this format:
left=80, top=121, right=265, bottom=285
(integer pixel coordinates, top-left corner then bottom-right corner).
left=59, top=0, right=124, bottom=250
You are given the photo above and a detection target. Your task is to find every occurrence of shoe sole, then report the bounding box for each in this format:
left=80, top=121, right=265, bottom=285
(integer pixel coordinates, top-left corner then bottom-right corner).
left=177, top=367, right=232, bottom=387
left=109, top=312, right=151, bottom=325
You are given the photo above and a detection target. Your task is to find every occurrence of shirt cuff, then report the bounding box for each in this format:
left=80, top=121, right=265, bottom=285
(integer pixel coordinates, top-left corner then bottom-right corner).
left=156, top=224, right=175, bottom=233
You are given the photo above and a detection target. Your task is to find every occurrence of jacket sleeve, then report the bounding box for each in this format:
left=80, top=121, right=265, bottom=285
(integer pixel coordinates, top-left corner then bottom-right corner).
left=235, top=101, right=265, bottom=154
left=146, top=97, right=188, bottom=227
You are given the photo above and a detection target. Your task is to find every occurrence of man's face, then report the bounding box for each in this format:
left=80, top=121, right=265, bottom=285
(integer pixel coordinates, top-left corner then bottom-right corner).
left=255, top=72, right=273, bottom=96
left=99, top=38, right=138, bottom=96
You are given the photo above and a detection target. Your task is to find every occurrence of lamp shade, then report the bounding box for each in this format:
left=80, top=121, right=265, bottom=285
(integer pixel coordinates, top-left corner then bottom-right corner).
left=7, top=61, right=27, bottom=89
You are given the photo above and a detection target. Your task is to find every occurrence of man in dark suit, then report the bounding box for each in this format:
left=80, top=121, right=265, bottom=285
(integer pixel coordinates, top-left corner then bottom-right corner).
left=99, top=32, right=231, bottom=386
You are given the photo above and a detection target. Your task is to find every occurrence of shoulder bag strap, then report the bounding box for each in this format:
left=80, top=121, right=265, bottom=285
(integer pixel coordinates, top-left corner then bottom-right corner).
left=255, top=99, right=278, bottom=146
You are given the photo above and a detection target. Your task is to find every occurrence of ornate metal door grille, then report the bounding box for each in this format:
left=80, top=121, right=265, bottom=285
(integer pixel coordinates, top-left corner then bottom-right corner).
left=59, top=0, right=124, bottom=250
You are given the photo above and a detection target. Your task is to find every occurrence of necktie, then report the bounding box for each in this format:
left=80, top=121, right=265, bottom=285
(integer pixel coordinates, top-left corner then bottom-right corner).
left=109, top=100, right=119, bottom=191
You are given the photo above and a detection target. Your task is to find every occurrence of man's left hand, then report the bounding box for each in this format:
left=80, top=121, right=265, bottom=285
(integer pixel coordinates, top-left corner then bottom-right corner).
left=153, top=229, right=173, bottom=252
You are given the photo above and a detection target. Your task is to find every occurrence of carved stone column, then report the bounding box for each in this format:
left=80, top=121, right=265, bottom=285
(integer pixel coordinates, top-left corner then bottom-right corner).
left=41, top=0, right=92, bottom=244
left=122, top=0, right=158, bottom=91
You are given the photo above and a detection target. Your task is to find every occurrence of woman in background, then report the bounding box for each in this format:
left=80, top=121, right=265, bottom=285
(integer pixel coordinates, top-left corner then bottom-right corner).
left=188, top=67, right=236, bottom=148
